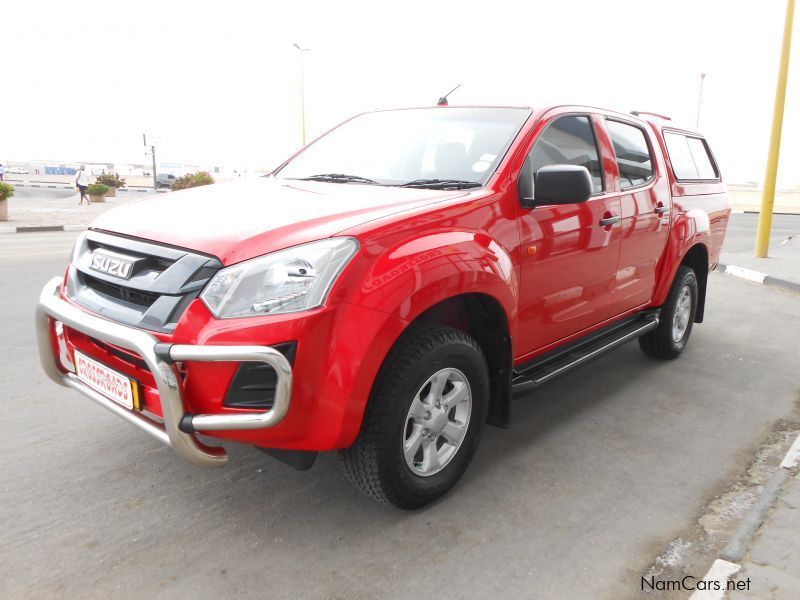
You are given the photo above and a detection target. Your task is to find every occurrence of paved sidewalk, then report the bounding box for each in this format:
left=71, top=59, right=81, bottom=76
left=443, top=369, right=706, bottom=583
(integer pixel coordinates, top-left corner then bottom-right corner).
left=0, top=188, right=160, bottom=232
left=729, top=470, right=800, bottom=599
left=719, top=232, right=800, bottom=293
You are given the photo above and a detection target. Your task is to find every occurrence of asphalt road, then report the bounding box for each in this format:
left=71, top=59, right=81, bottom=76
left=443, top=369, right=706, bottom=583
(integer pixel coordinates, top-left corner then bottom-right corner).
left=10, top=185, right=76, bottom=202
left=1, top=228, right=799, bottom=600
left=723, top=212, right=800, bottom=253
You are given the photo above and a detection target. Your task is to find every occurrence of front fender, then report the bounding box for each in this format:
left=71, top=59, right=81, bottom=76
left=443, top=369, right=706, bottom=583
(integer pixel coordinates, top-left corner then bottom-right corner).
left=652, top=208, right=711, bottom=306
left=318, top=230, right=519, bottom=447
left=353, top=229, right=519, bottom=337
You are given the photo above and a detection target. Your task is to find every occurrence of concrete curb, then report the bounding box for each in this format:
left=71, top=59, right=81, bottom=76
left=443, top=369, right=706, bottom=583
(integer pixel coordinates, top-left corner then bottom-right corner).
left=720, top=467, right=792, bottom=562
left=8, top=182, right=167, bottom=193
left=718, top=262, right=800, bottom=294
left=742, top=210, right=800, bottom=216
left=692, top=431, right=800, bottom=598
left=0, top=224, right=87, bottom=234
left=9, top=183, right=74, bottom=190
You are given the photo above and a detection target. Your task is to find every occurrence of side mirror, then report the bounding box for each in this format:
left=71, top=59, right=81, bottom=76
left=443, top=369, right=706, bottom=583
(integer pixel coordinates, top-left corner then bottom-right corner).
left=520, top=164, right=593, bottom=208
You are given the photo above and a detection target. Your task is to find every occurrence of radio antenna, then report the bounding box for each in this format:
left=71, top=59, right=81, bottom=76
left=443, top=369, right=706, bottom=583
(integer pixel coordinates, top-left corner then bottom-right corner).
left=437, top=84, right=462, bottom=106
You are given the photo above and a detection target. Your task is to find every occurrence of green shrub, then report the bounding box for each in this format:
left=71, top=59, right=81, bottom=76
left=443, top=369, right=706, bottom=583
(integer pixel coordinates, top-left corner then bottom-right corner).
left=171, top=171, right=215, bottom=191
left=0, top=182, right=14, bottom=201
left=87, top=183, right=109, bottom=196
left=95, top=173, right=126, bottom=188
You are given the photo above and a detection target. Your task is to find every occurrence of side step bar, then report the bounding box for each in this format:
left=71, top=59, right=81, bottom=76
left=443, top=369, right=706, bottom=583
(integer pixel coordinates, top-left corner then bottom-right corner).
left=513, top=312, right=659, bottom=387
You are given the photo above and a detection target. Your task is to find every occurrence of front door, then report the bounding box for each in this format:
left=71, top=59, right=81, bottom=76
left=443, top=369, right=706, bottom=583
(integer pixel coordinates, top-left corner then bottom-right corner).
left=515, top=113, right=622, bottom=357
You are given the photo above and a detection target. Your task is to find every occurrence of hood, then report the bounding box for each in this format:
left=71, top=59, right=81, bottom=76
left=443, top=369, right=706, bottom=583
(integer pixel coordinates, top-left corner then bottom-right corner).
left=90, top=178, right=469, bottom=264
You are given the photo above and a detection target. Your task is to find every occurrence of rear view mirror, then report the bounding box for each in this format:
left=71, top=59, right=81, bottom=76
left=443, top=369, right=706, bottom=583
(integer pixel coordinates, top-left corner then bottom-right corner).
left=520, top=164, right=593, bottom=207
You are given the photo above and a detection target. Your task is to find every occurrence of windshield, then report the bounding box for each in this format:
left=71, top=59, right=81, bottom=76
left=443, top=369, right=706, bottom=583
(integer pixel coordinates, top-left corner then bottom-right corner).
left=275, top=107, right=531, bottom=188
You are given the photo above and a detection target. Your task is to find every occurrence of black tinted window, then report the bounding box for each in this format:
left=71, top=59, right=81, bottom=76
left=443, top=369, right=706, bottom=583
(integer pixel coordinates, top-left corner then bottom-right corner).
left=664, top=132, right=718, bottom=181
left=607, top=120, right=653, bottom=189
left=528, top=115, right=603, bottom=193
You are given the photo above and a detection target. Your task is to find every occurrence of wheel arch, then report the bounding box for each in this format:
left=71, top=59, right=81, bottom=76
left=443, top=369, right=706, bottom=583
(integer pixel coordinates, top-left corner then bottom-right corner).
left=341, top=228, right=520, bottom=438
left=680, top=243, right=709, bottom=322
left=411, top=293, right=512, bottom=428
left=652, top=207, right=712, bottom=321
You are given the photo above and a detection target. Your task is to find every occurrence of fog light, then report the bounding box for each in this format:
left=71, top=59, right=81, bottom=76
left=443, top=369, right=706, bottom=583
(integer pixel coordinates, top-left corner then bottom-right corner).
left=54, top=321, right=75, bottom=372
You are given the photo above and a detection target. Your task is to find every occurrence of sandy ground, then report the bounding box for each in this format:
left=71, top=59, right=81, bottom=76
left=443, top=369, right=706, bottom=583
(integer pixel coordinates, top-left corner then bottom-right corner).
left=728, top=185, right=800, bottom=214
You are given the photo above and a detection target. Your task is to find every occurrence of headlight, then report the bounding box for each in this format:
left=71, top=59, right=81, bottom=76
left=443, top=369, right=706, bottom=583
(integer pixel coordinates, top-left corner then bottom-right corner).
left=200, top=237, right=359, bottom=318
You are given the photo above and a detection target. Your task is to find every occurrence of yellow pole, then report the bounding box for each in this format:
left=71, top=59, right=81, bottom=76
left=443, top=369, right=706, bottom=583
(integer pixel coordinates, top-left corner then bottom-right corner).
left=755, top=0, right=795, bottom=258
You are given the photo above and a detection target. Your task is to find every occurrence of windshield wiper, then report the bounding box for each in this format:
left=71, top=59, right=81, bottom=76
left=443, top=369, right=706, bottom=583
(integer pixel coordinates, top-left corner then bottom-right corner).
left=398, top=179, right=482, bottom=190
left=300, top=173, right=381, bottom=185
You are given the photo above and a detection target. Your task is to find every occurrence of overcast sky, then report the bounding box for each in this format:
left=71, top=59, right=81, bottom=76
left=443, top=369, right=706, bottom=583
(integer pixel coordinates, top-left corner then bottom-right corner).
left=3, top=0, right=798, bottom=186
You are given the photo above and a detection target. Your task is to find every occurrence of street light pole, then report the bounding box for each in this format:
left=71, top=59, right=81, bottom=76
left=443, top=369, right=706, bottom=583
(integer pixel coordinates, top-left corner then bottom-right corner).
left=143, top=134, right=157, bottom=190
left=755, top=0, right=795, bottom=258
left=293, top=43, right=310, bottom=146
left=151, top=145, right=157, bottom=191
left=695, top=73, right=706, bottom=129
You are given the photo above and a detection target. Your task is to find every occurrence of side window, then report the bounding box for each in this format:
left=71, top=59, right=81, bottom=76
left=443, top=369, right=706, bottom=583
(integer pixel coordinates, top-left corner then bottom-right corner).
left=686, top=137, right=718, bottom=179
left=606, top=120, right=654, bottom=189
left=527, top=115, right=603, bottom=194
left=664, top=132, right=719, bottom=181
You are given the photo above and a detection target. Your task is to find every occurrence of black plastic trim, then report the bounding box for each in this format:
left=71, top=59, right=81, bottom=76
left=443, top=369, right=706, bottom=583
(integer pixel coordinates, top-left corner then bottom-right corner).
left=223, top=342, right=297, bottom=409
left=154, top=343, right=174, bottom=364
left=178, top=413, right=196, bottom=433
left=257, top=447, right=317, bottom=471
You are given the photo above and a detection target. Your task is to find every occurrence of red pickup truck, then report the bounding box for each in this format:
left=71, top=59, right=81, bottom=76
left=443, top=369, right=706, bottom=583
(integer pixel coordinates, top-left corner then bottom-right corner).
left=36, top=105, right=730, bottom=508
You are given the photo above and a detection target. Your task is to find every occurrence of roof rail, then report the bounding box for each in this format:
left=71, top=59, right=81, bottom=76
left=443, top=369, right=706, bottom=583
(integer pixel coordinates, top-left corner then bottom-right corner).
left=630, top=110, right=671, bottom=121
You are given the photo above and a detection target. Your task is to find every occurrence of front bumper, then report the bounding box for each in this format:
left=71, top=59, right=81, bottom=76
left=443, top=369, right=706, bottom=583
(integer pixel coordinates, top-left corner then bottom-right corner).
left=35, top=276, right=293, bottom=469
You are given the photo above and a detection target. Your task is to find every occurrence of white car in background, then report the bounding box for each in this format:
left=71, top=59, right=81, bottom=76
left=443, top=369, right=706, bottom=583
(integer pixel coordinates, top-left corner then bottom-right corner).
left=6, top=167, right=29, bottom=175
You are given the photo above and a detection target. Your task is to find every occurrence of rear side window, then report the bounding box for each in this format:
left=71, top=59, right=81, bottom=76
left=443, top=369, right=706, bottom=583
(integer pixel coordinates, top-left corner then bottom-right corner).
left=528, top=115, right=604, bottom=193
left=664, top=132, right=719, bottom=181
left=686, top=138, right=717, bottom=179
left=606, top=120, right=654, bottom=189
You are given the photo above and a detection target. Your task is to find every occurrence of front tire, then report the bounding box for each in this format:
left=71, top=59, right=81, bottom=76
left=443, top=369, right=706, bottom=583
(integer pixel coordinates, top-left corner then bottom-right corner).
left=639, top=265, right=698, bottom=359
left=340, top=325, right=489, bottom=509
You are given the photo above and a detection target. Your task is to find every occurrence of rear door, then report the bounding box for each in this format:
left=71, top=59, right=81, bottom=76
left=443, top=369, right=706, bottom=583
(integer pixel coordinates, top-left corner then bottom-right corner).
left=602, top=118, right=671, bottom=314
left=514, top=111, right=622, bottom=356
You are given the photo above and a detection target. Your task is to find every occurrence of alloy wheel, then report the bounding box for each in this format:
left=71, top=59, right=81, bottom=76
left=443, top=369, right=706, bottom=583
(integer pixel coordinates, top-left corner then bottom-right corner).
left=402, top=368, right=472, bottom=477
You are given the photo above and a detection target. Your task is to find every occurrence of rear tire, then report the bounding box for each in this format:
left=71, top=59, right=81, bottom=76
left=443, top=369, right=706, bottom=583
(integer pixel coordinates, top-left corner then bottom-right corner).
left=639, top=265, right=698, bottom=360
left=340, top=325, right=489, bottom=509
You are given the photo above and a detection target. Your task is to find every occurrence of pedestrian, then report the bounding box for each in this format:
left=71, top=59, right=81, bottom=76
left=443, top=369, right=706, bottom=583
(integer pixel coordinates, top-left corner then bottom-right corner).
left=75, top=165, right=91, bottom=205
left=0, top=164, right=4, bottom=182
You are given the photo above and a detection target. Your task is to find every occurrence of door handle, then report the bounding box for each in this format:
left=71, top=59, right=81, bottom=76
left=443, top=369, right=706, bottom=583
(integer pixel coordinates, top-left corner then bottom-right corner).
left=599, top=215, right=620, bottom=227
left=655, top=206, right=669, bottom=215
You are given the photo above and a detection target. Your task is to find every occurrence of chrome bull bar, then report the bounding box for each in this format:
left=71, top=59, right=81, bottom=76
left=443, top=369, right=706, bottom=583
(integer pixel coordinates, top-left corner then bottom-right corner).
left=35, top=276, right=293, bottom=469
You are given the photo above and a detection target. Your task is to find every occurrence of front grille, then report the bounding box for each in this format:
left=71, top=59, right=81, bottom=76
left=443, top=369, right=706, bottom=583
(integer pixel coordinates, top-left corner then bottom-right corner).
left=84, top=274, right=159, bottom=308
left=65, top=231, right=223, bottom=332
